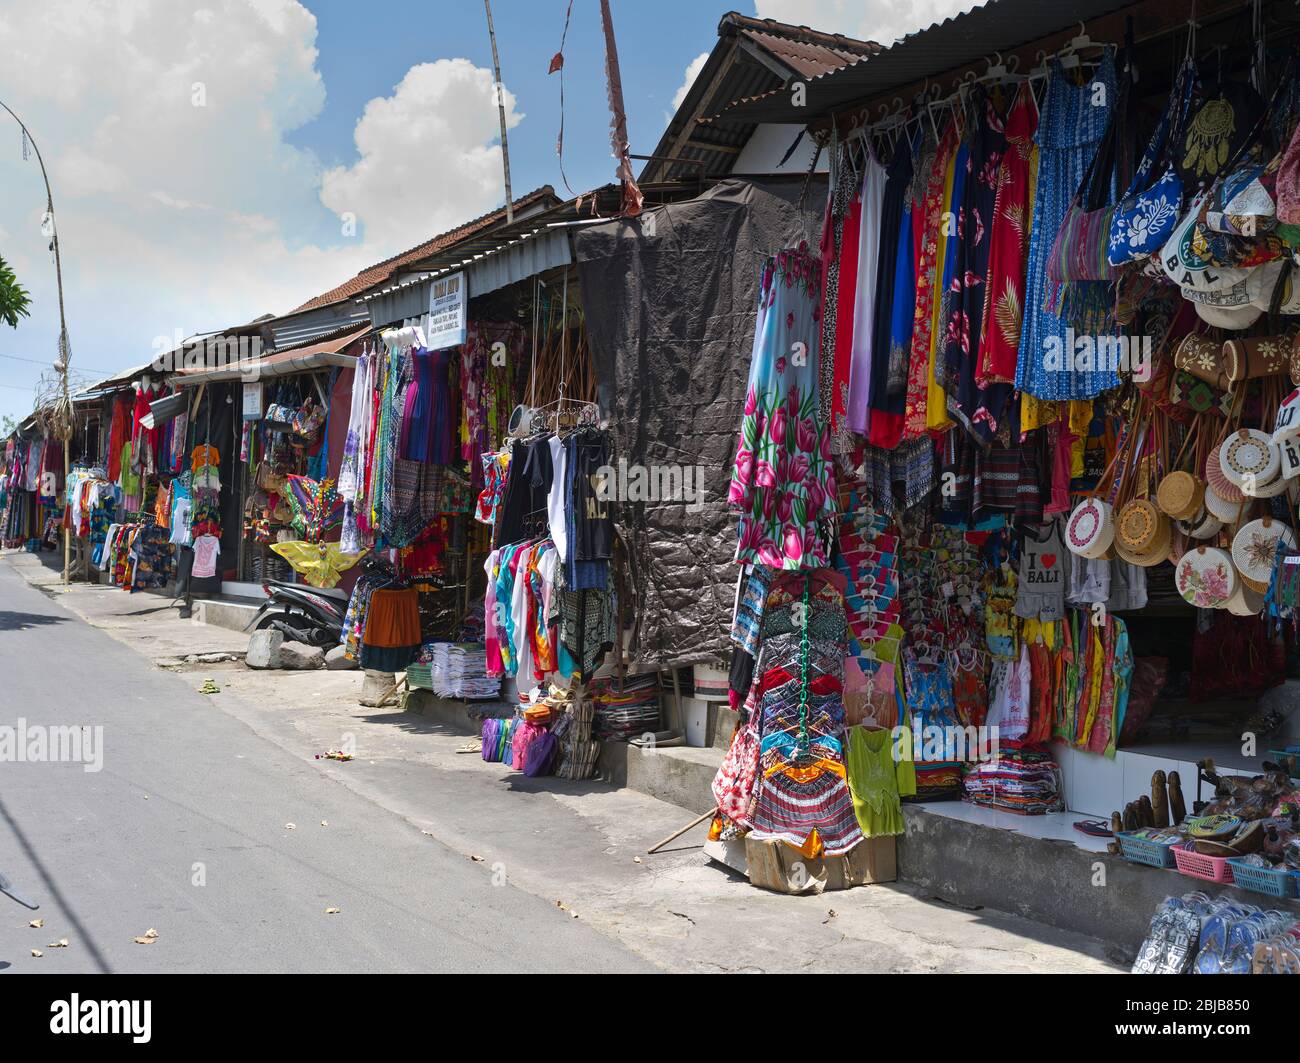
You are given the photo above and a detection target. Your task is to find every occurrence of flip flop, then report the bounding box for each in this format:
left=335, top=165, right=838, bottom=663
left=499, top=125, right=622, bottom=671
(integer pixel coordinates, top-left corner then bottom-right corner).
left=1073, top=819, right=1113, bottom=837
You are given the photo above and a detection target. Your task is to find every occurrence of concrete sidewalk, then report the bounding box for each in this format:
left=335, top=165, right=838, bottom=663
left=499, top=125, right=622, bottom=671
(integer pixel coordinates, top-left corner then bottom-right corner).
left=2, top=548, right=1125, bottom=973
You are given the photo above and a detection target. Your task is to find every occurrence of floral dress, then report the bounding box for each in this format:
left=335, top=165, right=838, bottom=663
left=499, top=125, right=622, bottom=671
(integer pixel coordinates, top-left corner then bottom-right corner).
left=729, top=245, right=835, bottom=570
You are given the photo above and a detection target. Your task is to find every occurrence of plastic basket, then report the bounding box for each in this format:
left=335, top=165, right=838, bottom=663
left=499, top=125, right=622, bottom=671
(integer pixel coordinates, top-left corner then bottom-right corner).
left=1116, top=830, right=1178, bottom=868
left=1225, top=858, right=1300, bottom=898
left=1173, top=846, right=1236, bottom=884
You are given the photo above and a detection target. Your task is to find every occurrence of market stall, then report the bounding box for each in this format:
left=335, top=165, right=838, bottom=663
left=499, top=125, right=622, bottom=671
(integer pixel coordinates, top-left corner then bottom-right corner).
left=586, top=0, right=1300, bottom=894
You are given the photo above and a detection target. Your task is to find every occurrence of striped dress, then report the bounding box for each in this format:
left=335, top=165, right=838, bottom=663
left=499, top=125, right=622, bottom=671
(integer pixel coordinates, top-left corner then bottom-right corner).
left=745, top=569, right=864, bottom=857
left=1015, top=50, right=1118, bottom=399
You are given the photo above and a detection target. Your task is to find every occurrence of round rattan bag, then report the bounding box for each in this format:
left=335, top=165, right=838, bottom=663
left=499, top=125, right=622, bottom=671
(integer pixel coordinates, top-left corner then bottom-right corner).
left=1175, top=546, right=1237, bottom=609
left=1117, top=498, right=1168, bottom=554
left=1181, top=505, right=1224, bottom=541
left=1066, top=496, right=1115, bottom=559
left=1219, top=429, right=1281, bottom=492
left=1114, top=507, right=1173, bottom=567
left=1232, top=517, right=1295, bottom=588
left=1225, top=579, right=1266, bottom=616
left=1156, top=471, right=1205, bottom=520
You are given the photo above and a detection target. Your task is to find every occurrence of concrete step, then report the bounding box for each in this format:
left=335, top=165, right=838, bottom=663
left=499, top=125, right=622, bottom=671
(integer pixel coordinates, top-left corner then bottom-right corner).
left=194, top=598, right=260, bottom=633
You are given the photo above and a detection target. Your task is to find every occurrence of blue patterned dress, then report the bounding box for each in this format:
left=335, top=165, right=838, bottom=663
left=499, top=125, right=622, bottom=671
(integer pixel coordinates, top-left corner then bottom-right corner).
left=1015, top=50, right=1118, bottom=399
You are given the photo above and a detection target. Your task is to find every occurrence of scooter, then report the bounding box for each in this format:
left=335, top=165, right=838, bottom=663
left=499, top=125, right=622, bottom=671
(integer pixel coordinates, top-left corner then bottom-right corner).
left=244, top=580, right=349, bottom=647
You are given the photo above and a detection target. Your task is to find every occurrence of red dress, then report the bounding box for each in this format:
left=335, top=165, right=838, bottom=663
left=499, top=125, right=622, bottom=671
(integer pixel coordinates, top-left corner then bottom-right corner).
left=978, top=82, right=1038, bottom=386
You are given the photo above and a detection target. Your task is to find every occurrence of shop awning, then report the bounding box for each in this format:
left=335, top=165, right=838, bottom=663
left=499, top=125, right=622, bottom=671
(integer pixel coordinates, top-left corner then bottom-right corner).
left=171, top=323, right=368, bottom=385
left=703, top=0, right=1139, bottom=125
left=361, top=226, right=574, bottom=326
left=139, top=390, right=188, bottom=430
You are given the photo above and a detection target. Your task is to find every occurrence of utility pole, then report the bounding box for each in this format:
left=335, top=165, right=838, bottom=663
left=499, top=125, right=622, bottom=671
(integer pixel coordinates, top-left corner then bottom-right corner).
left=0, top=98, right=73, bottom=585
left=483, top=0, right=514, bottom=223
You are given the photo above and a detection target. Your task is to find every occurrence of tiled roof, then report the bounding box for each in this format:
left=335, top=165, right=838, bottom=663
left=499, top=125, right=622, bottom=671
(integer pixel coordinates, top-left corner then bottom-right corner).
left=288, top=186, right=559, bottom=314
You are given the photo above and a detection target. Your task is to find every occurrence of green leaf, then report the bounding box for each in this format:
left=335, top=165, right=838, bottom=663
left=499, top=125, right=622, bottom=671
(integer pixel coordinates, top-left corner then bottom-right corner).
left=0, top=254, right=31, bottom=329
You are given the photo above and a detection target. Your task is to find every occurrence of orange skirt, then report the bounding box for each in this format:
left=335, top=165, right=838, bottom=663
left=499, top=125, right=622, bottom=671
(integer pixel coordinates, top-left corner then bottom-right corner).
left=362, top=588, right=420, bottom=649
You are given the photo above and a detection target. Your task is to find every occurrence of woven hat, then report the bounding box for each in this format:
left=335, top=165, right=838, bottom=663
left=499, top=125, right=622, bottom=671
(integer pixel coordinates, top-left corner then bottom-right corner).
left=1176, top=545, right=1237, bottom=608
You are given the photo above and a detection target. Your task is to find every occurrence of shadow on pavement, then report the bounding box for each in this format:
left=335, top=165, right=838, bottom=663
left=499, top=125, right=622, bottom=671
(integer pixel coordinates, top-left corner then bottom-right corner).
left=0, top=610, right=68, bottom=632
left=0, top=796, right=113, bottom=973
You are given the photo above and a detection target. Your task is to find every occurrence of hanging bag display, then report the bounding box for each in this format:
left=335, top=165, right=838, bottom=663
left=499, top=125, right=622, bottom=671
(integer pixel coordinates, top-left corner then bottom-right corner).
left=1109, top=56, right=1198, bottom=265
left=1048, top=54, right=1127, bottom=285
left=1065, top=404, right=1140, bottom=559
left=1157, top=415, right=1207, bottom=520
left=1116, top=412, right=1173, bottom=565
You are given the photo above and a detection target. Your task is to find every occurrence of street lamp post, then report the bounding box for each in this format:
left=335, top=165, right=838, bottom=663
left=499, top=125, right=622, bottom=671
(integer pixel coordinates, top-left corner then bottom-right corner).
left=0, top=98, right=73, bottom=586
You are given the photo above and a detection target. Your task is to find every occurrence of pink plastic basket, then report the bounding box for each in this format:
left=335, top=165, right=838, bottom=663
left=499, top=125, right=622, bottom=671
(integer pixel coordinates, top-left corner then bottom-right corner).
left=1173, top=846, right=1236, bottom=884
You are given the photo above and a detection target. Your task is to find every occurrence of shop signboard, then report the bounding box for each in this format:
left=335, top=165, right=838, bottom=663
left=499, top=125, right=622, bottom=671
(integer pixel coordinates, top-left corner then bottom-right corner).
left=427, top=271, right=467, bottom=350
left=242, top=382, right=263, bottom=421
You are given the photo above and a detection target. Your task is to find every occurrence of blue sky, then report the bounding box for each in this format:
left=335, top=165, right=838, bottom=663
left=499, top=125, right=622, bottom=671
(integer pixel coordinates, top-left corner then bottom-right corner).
left=0, top=0, right=734, bottom=427
left=0, top=1, right=971, bottom=428
left=288, top=0, right=726, bottom=220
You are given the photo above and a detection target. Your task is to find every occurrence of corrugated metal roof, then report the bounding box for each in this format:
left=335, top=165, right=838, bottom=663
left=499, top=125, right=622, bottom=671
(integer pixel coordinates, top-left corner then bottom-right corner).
left=364, top=227, right=573, bottom=327
left=640, top=12, right=877, bottom=184
left=705, top=0, right=1137, bottom=124
left=288, top=186, right=560, bottom=314
left=173, top=323, right=368, bottom=385
left=738, top=25, right=872, bottom=80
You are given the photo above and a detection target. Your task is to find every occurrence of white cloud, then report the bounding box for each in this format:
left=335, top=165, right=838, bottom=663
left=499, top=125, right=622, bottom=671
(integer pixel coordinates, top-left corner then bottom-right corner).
left=320, top=59, right=522, bottom=251
left=754, top=0, right=980, bottom=48
left=671, top=52, right=710, bottom=113
left=0, top=1, right=521, bottom=424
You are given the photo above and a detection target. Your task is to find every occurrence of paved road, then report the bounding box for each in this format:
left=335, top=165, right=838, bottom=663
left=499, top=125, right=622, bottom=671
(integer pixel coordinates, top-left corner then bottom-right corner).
left=0, top=562, right=649, bottom=973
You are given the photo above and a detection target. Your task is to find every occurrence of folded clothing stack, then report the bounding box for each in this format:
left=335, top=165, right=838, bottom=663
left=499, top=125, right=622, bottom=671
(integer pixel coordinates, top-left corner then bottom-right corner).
left=962, top=745, right=1064, bottom=815
left=418, top=642, right=501, bottom=699
left=590, top=672, right=661, bottom=741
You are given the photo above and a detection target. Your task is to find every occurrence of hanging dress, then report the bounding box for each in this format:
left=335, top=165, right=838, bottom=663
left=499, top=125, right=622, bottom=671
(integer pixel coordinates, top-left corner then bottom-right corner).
left=904, top=123, right=958, bottom=440
left=1016, top=50, right=1118, bottom=399
left=945, top=88, right=1015, bottom=441
left=846, top=148, right=887, bottom=435
left=728, top=245, right=835, bottom=571
left=928, top=139, right=968, bottom=431
left=746, top=569, right=864, bottom=858
left=978, top=81, right=1039, bottom=386
left=866, top=136, right=915, bottom=449
left=829, top=150, right=863, bottom=453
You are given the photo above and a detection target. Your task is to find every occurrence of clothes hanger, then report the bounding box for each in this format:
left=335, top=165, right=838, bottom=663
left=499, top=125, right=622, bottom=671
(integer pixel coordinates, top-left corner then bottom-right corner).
left=1057, top=22, right=1108, bottom=72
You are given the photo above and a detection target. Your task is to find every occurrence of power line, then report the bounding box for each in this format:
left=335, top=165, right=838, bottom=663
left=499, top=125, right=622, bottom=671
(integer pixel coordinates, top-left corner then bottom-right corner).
left=0, top=352, right=120, bottom=373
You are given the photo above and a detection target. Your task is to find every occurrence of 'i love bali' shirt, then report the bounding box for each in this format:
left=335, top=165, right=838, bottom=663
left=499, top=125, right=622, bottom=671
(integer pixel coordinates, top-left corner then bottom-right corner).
left=1014, top=520, right=1067, bottom=621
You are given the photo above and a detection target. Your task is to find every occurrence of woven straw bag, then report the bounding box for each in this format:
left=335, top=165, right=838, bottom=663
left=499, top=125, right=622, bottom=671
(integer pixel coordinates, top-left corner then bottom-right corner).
left=1066, top=401, right=1141, bottom=560
left=1117, top=411, right=1171, bottom=555
left=1157, top=414, right=1207, bottom=520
